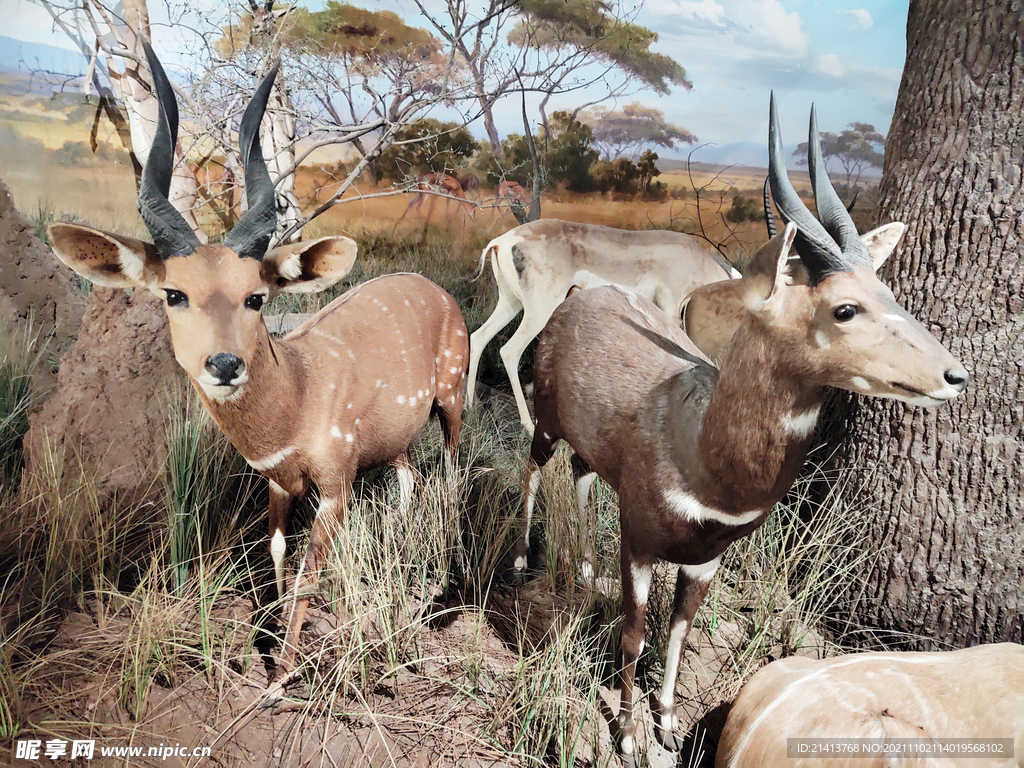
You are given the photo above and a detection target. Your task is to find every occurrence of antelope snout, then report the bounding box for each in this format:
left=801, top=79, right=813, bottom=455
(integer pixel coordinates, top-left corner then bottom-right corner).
left=205, top=353, right=246, bottom=385
left=944, top=364, right=969, bottom=391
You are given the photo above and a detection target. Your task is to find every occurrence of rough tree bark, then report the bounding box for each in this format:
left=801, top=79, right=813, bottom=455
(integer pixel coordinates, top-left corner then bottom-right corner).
left=832, top=0, right=1023, bottom=647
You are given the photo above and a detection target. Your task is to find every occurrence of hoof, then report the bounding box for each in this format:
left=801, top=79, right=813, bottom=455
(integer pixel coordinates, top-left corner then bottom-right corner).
left=619, top=753, right=635, bottom=768
left=507, top=568, right=529, bottom=588
left=655, top=726, right=685, bottom=752
left=260, top=681, right=287, bottom=711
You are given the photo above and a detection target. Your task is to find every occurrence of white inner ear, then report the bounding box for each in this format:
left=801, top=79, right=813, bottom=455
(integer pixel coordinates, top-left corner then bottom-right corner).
left=117, top=241, right=148, bottom=283
left=861, top=222, right=906, bottom=271
left=277, top=252, right=303, bottom=281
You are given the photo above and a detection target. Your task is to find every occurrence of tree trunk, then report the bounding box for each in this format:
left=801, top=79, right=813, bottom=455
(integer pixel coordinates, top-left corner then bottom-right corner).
left=266, top=80, right=303, bottom=244
left=830, top=0, right=1023, bottom=647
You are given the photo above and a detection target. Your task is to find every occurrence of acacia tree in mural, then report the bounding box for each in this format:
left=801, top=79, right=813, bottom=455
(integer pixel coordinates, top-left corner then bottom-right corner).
left=828, top=0, right=1023, bottom=648
left=414, top=0, right=692, bottom=220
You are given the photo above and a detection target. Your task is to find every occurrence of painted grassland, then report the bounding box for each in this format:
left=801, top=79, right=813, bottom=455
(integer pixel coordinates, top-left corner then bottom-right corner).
left=1, top=74, right=886, bottom=767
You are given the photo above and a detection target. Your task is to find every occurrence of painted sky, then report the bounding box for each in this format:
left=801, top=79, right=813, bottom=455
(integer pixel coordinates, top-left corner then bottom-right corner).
left=3, top=0, right=909, bottom=160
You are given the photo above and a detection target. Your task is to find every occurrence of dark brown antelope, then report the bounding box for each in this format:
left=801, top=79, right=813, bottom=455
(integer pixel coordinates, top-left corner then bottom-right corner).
left=46, top=42, right=469, bottom=704
left=514, top=94, right=969, bottom=764
left=716, top=643, right=1024, bottom=768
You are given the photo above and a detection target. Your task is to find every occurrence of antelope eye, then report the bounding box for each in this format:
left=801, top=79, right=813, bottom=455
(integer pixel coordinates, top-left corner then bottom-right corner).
left=245, top=293, right=265, bottom=311
left=165, top=289, right=188, bottom=308
left=832, top=304, right=858, bottom=322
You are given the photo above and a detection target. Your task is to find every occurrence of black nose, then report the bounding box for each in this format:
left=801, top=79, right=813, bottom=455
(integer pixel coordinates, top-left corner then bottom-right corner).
left=205, top=353, right=244, bottom=384
left=944, top=365, right=969, bottom=389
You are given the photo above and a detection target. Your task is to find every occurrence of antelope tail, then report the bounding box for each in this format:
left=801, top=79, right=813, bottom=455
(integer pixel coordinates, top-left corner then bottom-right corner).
left=470, top=243, right=498, bottom=282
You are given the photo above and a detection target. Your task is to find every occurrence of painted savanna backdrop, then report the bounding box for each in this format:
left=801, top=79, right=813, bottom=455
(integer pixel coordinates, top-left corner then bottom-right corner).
left=0, top=0, right=1019, bottom=766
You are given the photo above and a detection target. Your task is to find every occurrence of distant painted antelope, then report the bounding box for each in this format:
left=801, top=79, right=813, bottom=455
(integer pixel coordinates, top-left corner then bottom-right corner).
left=467, top=219, right=739, bottom=430
left=400, top=171, right=476, bottom=223
left=514, top=95, right=968, bottom=764
left=716, top=643, right=1024, bottom=768
left=46, top=43, right=469, bottom=702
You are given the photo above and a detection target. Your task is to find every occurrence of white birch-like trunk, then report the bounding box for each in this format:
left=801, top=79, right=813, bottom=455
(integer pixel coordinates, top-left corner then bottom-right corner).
left=266, top=80, right=302, bottom=244
left=106, top=0, right=206, bottom=239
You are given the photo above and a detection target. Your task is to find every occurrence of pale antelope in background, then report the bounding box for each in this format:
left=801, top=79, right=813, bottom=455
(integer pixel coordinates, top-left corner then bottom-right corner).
left=467, top=219, right=740, bottom=430
left=47, top=43, right=469, bottom=703
left=515, top=95, right=968, bottom=764
left=717, top=643, right=1024, bottom=768
left=400, top=171, right=476, bottom=223
left=495, top=179, right=531, bottom=216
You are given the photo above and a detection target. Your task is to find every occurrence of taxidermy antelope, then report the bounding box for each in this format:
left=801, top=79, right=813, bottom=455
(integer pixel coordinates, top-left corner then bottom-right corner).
left=467, top=219, right=739, bottom=430
left=515, top=94, right=969, bottom=764
left=717, top=643, right=1024, bottom=768
left=46, top=43, right=469, bottom=702
left=684, top=184, right=903, bottom=365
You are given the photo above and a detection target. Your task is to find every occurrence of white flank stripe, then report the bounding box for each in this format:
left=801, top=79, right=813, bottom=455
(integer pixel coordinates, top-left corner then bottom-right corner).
left=247, top=446, right=296, bottom=472
left=664, top=489, right=763, bottom=526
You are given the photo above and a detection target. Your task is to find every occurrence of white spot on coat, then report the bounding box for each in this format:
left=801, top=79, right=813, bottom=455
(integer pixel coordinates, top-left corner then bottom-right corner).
left=330, top=425, right=343, bottom=438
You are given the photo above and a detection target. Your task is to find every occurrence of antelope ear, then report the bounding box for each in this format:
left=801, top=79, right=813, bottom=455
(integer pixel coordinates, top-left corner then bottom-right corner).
left=860, top=222, right=905, bottom=271
left=742, top=222, right=797, bottom=314
left=47, top=222, right=165, bottom=288
left=262, top=236, right=357, bottom=295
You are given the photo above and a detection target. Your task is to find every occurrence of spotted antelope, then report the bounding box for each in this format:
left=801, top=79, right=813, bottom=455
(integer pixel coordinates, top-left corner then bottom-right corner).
left=46, top=43, right=469, bottom=701
left=514, top=94, right=969, bottom=764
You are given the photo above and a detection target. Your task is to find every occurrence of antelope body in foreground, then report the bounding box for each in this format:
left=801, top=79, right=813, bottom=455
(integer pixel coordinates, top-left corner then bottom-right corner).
left=716, top=643, right=1024, bottom=768
left=467, top=219, right=739, bottom=430
left=515, top=96, right=968, bottom=764
left=46, top=43, right=469, bottom=700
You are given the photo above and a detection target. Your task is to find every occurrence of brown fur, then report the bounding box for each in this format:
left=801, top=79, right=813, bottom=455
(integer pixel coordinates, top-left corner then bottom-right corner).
left=717, top=643, right=1024, bottom=768
left=517, top=224, right=967, bottom=759
left=46, top=222, right=470, bottom=691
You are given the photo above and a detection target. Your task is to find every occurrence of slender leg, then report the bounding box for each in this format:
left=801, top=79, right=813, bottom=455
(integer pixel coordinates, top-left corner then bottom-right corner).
left=499, top=307, right=558, bottom=432
left=655, top=557, right=720, bottom=751
left=512, top=428, right=558, bottom=579
left=618, top=546, right=652, bottom=764
left=467, top=291, right=521, bottom=409
left=393, top=451, right=417, bottom=517
left=571, top=454, right=598, bottom=587
left=268, top=479, right=295, bottom=601
left=268, top=482, right=351, bottom=698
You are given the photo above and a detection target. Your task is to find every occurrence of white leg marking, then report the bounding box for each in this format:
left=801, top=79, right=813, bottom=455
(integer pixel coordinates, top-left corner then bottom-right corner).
left=270, top=529, right=287, bottom=598
left=620, top=734, right=635, bottom=756
left=396, top=464, right=416, bottom=513
left=659, top=618, right=690, bottom=730
left=576, top=472, right=597, bottom=518
left=523, top=468, right=542, bottom=548
left=631, top=562, right=652, bottom=607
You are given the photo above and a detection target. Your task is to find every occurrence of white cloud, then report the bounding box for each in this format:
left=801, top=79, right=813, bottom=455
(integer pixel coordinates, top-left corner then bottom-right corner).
left=840, top=8, right=874, bottom=30
left=675, top=0, right=727, bottom=24
left=814, top=53, right=845, bottom=77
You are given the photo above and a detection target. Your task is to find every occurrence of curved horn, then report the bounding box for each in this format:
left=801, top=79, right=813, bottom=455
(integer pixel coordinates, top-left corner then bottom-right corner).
left=138, top=41, right=200, bottom=258
left=222, top=63, right=280, bottom=260
left=846, top=191, right=859, bottom=213
left=763, top=176, right=777, bottom=238
left=807, top=107, right=871, bottom=267
left=767, top=92, right=845, bottom=283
